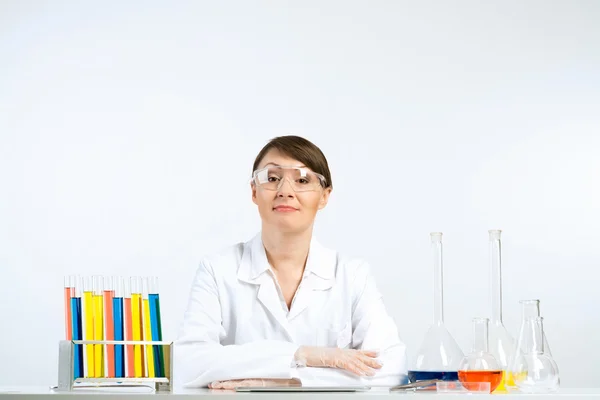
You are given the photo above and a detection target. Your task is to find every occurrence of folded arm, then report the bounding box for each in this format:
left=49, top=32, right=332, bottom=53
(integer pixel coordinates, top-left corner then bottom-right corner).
left=174, top=260, right=299, bottom=388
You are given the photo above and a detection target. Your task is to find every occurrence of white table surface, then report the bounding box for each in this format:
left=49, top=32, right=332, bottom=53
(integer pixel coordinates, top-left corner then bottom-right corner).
left=1, top=387, right=599, bottom=399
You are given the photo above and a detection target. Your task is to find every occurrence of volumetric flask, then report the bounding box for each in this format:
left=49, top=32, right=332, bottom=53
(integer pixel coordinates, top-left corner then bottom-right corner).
left=487, top=230, right=515, bottom=391
left=408, top=233, right=464, bottom=383
left=458, top=318, right=503, bottom=393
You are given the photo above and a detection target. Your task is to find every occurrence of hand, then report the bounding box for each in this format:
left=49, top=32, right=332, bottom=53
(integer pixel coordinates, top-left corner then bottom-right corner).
left=209, top=378, right=300, bottom=390
left=294, top=346, right=382, bottom=376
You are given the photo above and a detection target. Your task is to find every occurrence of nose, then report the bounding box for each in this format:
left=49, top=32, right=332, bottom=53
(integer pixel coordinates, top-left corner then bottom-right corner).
left=277, top=178, right=295, bottom=198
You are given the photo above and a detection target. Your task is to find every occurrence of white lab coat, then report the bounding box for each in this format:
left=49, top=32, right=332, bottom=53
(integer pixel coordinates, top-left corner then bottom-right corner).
left=175, top=233, right=407, bottom=388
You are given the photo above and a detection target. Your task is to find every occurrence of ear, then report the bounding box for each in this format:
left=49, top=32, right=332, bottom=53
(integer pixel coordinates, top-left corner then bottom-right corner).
left=251, top=183, right=258, bottom=205
left=317, top=187, right=332, bottom=210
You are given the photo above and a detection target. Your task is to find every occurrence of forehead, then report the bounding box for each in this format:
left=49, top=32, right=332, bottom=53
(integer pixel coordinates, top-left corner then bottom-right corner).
left=257, top=149, right=306, bottom=169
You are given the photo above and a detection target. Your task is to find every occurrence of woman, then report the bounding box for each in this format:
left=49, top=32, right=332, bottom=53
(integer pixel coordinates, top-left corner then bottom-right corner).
left=175, top=136, right=407, bottom=389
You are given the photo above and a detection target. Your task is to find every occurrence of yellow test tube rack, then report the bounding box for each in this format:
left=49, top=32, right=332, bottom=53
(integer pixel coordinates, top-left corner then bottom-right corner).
left=56, top=340, right=173, bottom=392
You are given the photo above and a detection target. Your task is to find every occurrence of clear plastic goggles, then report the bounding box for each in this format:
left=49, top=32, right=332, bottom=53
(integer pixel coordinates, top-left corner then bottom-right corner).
left=252, top=166, right=327, bottom=192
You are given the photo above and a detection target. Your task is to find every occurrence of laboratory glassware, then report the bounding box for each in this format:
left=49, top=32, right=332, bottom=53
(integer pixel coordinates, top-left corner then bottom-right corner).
left=103, top=276, right=115, bottom=377
left=113, top=277, right=125, bottom=378
left=408, top=233, right=464, bottom=383
left=92, top=275, right=104, bottom=377
left=70, top=276, right=83, bottom=379
left=124, top=277, right=135, bottom=378
left=83, top=276, right=95, bottom=377
left=142, top=277, right=156, bottom=377
left=131, top=276, right=144, bottom=377
left=487, top=230, right=515, bottom=391
left=149, top=276, right=164, bottom=377
left=458, top=318, right=503, bottom=393
left=64, top=276, right=75, bottom=340
left=511, top=317, right=559, bottom=393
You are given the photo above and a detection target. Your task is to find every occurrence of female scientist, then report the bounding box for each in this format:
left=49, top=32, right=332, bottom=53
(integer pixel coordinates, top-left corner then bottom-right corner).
left=175, top=136, right=407, bottom=389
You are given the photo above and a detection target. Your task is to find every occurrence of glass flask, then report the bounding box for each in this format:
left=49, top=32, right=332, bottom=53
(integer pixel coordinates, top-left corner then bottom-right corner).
left=487, top=230, right=516, bottom=391
left=408, top=232, right=464, bottom=383
left=458, top=318, right=503, bottom=393
left=507, top=301, right=557, bottom=391
left=511, top=317, right=559, bottom=393
left=515, top=300, right=552, bottom=356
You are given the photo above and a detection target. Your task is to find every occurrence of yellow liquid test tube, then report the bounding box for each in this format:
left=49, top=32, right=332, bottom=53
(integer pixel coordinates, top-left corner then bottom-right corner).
left=142, top=278, right=155, bottom=378
left=83, top=277, right=95, bottom=377
left=93, top=276, right=104, bottom=378
left=131, top=277, right=144, bottom=378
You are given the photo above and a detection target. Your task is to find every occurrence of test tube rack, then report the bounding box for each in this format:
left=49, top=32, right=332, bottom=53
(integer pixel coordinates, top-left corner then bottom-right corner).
left=57, top=340, right=174, bottom=392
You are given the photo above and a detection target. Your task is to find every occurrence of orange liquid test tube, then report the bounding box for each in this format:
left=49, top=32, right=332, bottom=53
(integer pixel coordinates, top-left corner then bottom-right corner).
left=64, top=276, right=74, bottom=340
left=104, top=277, right=115, bottom=378
left=124, top=278, right=135, bottom=378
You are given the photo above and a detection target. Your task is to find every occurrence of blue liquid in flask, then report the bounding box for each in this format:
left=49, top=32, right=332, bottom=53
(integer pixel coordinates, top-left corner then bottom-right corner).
left=408, top=370, right=459, bottom=383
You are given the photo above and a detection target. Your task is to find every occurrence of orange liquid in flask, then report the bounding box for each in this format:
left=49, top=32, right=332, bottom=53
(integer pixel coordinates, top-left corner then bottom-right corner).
left=458, top=370, right=503, bottom=392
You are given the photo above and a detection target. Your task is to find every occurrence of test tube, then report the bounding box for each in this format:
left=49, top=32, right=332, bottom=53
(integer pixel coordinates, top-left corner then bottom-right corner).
left=149, top=276, right=164, bottom=377
left=113, top=277, right=125, bottom=378
left=130, top=277, right=144, bottom=377
left=83, top=276, right=94, bottom=377
left=64, top=276, right=74, bottom=340
left=142, top=277, right=155, bottom=378
left=70, top=276, right=83, bottom=378
left=124, top=278, right=134, bottom=378
left=93, top=275, right=104, bottom=378
left=103, top=276, right=115, bottom=378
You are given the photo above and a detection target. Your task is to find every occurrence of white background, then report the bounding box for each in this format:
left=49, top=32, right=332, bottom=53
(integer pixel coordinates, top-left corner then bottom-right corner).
left=1, top=0, right=599, bottom=388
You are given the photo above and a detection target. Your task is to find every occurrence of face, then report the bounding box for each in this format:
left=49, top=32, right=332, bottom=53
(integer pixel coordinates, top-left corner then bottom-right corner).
left=252, top=149, right=331, bottom=234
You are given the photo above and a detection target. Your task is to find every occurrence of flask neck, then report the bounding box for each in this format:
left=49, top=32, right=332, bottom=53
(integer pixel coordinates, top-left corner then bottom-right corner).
left=489, top=231, right=503, bottom=323
left=521, top=300, right=541, bottom=320
left=472, top=318, right=490, bottom=353
left=431, top=235, right=444, bottom=324
left=523, top=317, right=546, bottom=354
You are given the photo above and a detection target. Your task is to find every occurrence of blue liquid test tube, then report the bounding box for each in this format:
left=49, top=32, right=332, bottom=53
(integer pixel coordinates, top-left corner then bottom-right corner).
left=149, top=277, right=163, bottom=377
left=70, top=276, right=83, bottom=379
left=113, top=277, right=125, bottom=378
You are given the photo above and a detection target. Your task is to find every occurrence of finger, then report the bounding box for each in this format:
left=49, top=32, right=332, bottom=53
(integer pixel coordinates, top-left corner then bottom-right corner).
left=348, top=355, right=379, bottom=376
left=234, top=379, right=269, bottom=387
left=359, top=349, right=380, bottom=358
left=355, top=359, right=377, bottom=376
left=342, top=358, right=368, bottom=376
left=358, top=354, right=383, bottom=369
left=218, top=381, right=236, bottom=389
left=220, top=380, right=249, bottom=389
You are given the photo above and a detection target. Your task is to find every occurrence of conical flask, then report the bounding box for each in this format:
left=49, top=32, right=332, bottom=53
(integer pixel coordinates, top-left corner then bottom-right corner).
left=514, top=300, right=552, bottom=356
left=487, top=230, right=516, bottom=391
left=506, top=300, right=555, bottom=391
left=408, top=232, right=464, bottom=383
left=458, top=318, right=503, bottom=393
left=511, top=317, right=559, bottom=393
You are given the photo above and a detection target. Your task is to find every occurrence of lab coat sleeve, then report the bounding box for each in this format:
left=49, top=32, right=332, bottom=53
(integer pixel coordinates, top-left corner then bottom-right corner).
left=174, top=259, right=299, bottom=388
left=293, top=262, right=408, bottom=387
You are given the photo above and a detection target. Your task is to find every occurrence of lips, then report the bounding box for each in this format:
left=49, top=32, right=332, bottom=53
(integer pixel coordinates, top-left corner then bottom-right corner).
left=273, top=205, right=298, bottom=212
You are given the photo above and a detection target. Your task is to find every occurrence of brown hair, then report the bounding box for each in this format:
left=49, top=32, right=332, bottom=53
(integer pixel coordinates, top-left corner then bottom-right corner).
left=252, top=135, right=333, bottom=189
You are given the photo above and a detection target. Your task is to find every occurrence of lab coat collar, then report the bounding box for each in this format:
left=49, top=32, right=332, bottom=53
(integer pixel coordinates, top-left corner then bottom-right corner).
left=237, top=233, right=337, bottom=336
left=237, top=233, right=336, bottom=283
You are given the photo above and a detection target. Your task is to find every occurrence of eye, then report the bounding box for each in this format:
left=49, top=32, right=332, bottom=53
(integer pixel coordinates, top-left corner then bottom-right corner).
left=297, top=178, right=309, bottom=184
left=268, top=176, right=281, bottom=182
